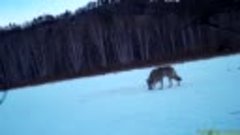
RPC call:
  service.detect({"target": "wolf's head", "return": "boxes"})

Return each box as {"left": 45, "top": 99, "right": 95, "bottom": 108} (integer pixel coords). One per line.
{"left": 175, "top": 75, "right": 182, "bottom": 82}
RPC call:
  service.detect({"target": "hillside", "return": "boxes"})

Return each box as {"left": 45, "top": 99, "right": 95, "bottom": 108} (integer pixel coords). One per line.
{"left": 0, "top": 54, "right": 240, "bottom": 135}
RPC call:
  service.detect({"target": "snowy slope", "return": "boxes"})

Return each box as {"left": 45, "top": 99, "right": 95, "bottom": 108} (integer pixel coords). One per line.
{"left": 0, "top": 54, "right": 240, "bottom": 135}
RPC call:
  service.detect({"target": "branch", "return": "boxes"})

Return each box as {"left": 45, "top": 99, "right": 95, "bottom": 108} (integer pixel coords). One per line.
{"left": 0, "top": 90, "right": 8, "bottom": 106}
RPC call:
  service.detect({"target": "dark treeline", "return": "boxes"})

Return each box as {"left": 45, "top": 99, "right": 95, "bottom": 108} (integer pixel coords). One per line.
{"left": 0, "top": 0, "right": 240, "bottom": 90}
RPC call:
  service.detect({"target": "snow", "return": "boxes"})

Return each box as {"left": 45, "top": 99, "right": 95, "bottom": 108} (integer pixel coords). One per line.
{"left": 0, "top": 54, "right": 240, "bottom": 135}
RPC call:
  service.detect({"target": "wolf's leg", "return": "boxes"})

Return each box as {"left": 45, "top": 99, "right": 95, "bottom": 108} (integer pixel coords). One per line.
{"left": 151, "top": 83, "right": 154, "bottom": 90}
{"left": 168, "top": 78, "right": 172, "bottom": 88}
{"left": 159, "top": 79, "right": 163, "bottom": 89}
{"left": 150, "top": 81, "right": 156, "bottom": 90}
{"left": 177, "top": 80, "right": 180, "bottom": 86}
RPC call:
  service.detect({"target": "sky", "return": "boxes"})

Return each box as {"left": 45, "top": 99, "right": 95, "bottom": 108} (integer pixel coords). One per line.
{"left": 0, "top": 0, "right": 94, "bottom": 26}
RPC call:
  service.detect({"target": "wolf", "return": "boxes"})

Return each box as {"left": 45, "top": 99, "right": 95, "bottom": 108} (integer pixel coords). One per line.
{"left": 146, "top": 66, "right": 182, "bottom": 90}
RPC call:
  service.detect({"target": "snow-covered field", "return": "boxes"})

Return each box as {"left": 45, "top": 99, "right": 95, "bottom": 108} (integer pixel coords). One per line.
{"left": 1, "top": 54, "right": 240, "bottom": 135}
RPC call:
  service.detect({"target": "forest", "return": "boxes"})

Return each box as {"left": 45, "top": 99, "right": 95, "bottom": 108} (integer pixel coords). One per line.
{"left": 0, "top": 0, "right": 240, "bottom": 90}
